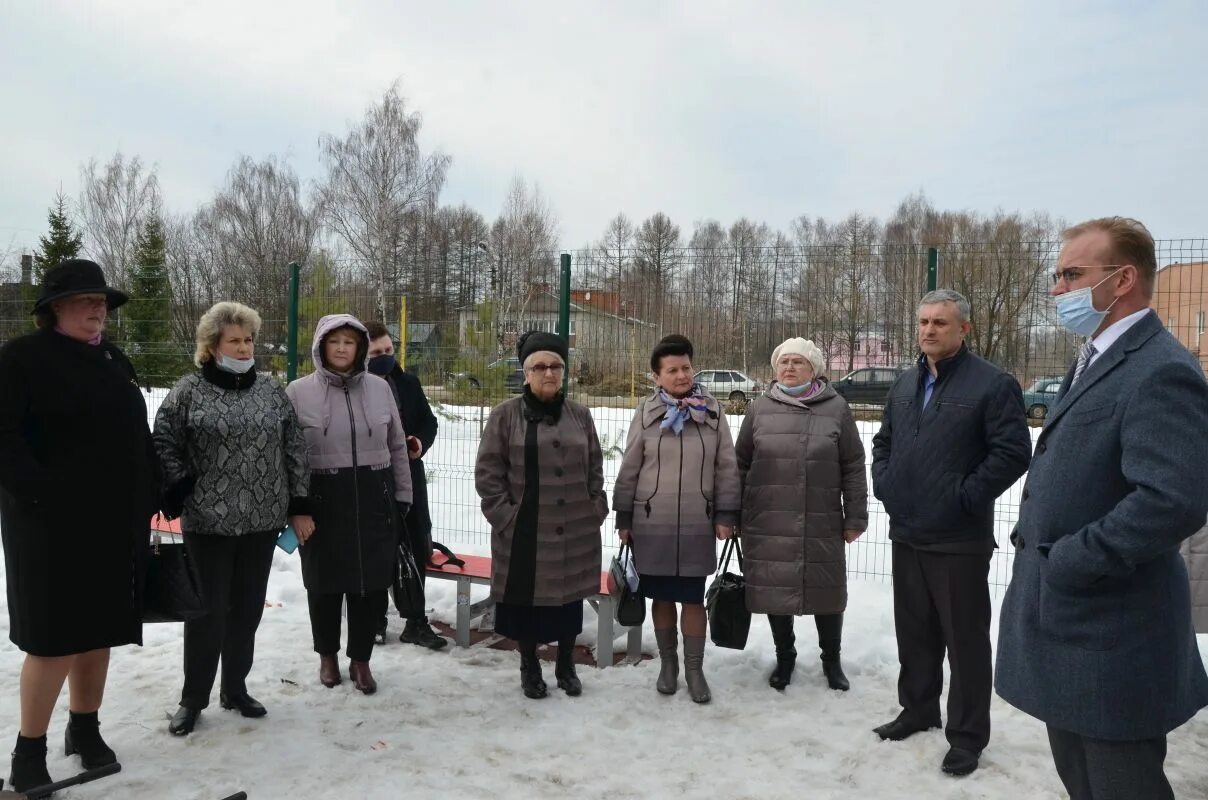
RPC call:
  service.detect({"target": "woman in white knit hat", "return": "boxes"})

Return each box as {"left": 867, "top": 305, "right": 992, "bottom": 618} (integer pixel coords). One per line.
{"left": 734, "top": 337, "right": 868, "bottom": 691}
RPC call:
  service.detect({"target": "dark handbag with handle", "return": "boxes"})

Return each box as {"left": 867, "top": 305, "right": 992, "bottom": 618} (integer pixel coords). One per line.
{"left": 142, "top": 531, "right": 207, "bottom": 623}
{"left": 392, "top": 537, "right": 426, "bottom": 620}
{"left": 607, "top": 544, "right": 646, "bottom": 627}
{"left": 705, "top": 537, "right": 750, "bottom": 650}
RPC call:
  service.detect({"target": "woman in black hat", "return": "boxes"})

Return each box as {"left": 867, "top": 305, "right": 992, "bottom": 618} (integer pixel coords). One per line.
{"left": 475, "top": 331, "right": 608, "bottom": 698}
{"left": 0, "top": 259, "right": 159, "bottom": 792}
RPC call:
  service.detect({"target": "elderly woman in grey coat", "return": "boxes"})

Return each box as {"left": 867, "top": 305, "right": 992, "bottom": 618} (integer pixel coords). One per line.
{"left": 154, "top": 301, "right": 311, "bottom": 736}
{"left": 736, "top": 337, "right": 868, "bottom": 692}
{"left": 475, "top": 331, "right": 608, "bottom": 699}
{"left": 286, "top": 314, "right": 411, "bottom": 695}
{"left": 614, "top": 334, "right": 741, "bottom": 704}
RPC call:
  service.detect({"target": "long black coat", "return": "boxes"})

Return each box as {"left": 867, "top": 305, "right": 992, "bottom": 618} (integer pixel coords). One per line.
{"left": 0, "top": 328, "right": 159, "bottom": 656}
{"left": 385, "top": 365, "right": 438, "bottom": 550}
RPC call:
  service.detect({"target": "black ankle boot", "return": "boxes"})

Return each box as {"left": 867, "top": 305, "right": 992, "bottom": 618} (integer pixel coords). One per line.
{"left": 518, "top": 641, "right": 547, "bottom": 699}
{"left": 64, "top": 710, "right": 116, "bottom": 768}
{"left": 9, "top": 733, "right": 53, "bottom": 795}
{"left": 768, "top": 615, "right": 797, "bottom": 691}
{"left": 554, "top": 638, "right": 582, "bottom": 697}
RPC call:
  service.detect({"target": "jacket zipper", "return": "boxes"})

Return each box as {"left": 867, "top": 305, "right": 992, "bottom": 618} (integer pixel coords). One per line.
{"left": 343, "top": 383, "right": 365, "bottom": 596}
{"left": 675, "top": 434, "right": 683, "bottom": 577}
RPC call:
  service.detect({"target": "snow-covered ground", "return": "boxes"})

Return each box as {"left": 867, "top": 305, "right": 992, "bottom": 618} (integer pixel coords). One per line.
{"left": 1, "top": 399, "right": 1205, "bottom": 799}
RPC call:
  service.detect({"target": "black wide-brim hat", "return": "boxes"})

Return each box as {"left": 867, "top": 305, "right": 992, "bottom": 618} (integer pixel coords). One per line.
{"left": 32, "top": 259, "right": 129, "bottom": 313}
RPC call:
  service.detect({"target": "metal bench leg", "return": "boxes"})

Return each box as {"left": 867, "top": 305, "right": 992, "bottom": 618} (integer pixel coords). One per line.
{"left": 596, "top": 595, "right": 614, "bottom": 669}
{"left": 626, "top": 619, "right": 643, "bottom": 665}
{"left": 455, "top": 576, "right": 471, "bottom": 647}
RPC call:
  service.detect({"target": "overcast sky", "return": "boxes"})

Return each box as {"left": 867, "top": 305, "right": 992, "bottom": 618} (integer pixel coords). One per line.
{"left": 2, "top": 0, "right": 1206, "bottom": 258}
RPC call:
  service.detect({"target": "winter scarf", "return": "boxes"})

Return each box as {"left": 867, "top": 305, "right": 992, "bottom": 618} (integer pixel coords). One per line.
{"left": 657, "top": 385, "right": 710, "bottom": 435}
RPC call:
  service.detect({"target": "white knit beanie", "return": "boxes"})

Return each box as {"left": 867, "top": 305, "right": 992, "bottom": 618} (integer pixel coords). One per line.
{"left": 770, "top": 337, "right": 825, "bottom": 376}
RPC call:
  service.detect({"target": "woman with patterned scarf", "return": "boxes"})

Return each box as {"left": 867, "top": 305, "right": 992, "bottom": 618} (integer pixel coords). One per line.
{"left": 613, "top": 334, "right": 741, "bottom": 703}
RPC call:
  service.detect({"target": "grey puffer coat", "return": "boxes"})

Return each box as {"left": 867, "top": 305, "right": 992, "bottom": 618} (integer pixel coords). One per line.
{"left": 613, "top": 393, "right": 741, "bottom": 578}
{"left": 735, "top": 382, "right": 868, "bottom": 616}
{"left": 153, "top": 361, "right": 309, "bottom": 535}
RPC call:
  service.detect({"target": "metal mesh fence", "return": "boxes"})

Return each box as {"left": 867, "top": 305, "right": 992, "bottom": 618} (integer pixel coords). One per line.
{"left": 4, "top": 239, "right": 1205, "bottom": 589}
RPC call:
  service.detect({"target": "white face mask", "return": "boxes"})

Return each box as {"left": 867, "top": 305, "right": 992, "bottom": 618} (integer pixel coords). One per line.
{"left": 216, "top": 353, "right": 256, "bottom": 374}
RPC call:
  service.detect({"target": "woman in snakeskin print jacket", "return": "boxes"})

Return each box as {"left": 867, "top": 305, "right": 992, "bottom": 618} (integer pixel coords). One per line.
{"left": 152, "top": 301, "right": 311, "bottom": 737}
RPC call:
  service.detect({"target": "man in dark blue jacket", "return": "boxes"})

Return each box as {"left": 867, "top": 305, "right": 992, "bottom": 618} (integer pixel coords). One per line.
{"left": 871, "top": 289, "right": 1031, "bottom": 777}
{"left": 996, "top": 218, "right": 1208, "bottom": 800}
{"left": 365, "top": 321, "right": 446, "bottom": 650}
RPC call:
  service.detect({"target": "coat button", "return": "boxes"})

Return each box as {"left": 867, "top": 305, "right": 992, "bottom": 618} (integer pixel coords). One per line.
{"left": 554, "top": 467, "right": 564, "bottom": 477}
{"left": 555, "top": 526, "right": 564, "bottom": 535}
{"left": 553, "top": 440, "right": 561, "bottom": 448}
{"left": 557, "top": 498, "right": 566, "bottom": 507}
{"left": 1036, "top": 442, "right": 1046, "bottom": 455}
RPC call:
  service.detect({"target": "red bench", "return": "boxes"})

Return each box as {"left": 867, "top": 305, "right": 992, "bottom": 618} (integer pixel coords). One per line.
{"left": 151, "top": 516, "right": 641, "bottom": 667}
{"left": 427, "top": 550, "right": 643, "bottom": 668}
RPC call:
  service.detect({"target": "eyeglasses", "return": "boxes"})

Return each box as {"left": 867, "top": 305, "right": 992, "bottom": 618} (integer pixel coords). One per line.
{"left": 1050, "top": 265, "right": 1127, "bottom": 286}
{"left": 526, "top": 363, "right": 565, "bottom": 375}
{"left": 777, "top": 358, "right": 810, "bottom": 368}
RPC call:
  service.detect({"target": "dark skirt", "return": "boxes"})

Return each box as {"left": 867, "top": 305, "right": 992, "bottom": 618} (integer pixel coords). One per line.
{"left": 640, "top": 574, "right": 706, "bottom": 604}
{"left": 495, "top": 601, "right": 583, "bottom": 644}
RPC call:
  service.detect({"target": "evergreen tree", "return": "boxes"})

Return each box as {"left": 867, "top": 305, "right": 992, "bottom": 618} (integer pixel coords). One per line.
{"left": 26, "top": 192, "right": 84, "bottom": 318}
{"left": 125, "top": 215, "right": 186, "bottom": 387}
{"left": 296, "top": 252, "right": 346, "bottom": 377}
{"left": 33, "top": 192, "right": 83, "bottom": 280}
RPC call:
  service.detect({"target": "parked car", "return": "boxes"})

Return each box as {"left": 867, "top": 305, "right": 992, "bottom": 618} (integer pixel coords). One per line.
{"left": 445, "top": 357, "right": 525, "bottom": 393}
{"left": 831, "top": 367, "right": 908, "bottom": 405}
{"left": 694, "top": 369, "right": 763, "bottom": 403}
{"left": 1021, "top": 377, "right": 1063, "bottom": 420}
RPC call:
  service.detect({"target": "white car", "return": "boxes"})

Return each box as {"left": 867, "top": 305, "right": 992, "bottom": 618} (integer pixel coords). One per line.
{"left": 694, "top": 369, "right": 763, "bottom": 402}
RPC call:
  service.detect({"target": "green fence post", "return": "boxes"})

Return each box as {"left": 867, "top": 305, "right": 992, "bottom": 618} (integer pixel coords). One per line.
{"left": 286, "top": 261, "right": 300, "bottom": 382}
{"left": 559, "top": 253, "right": 571, "bottom": 391}
{"left": 926, "top": 247, "right": 939, "bottom": 291}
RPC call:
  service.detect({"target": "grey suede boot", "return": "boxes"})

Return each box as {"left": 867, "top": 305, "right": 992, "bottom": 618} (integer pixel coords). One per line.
{"left": 654, "top": 628, "right": 679, "bottom": 695}
{"left": 683, "top": 635, "right": 711, "bottom": 704}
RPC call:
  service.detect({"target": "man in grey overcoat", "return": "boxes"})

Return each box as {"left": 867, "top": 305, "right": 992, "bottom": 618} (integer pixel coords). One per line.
{"left": 996, "top": 217, "right": 1208, "bottom": 800}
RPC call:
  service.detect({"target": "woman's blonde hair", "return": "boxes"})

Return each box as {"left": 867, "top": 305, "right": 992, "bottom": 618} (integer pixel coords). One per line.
{"left": 194, "top": 302, "right": 262, "bottom": 366}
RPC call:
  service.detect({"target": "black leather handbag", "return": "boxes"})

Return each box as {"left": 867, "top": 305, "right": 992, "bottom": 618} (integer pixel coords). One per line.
{"left": 608, "top": 544, "right": 646, "bottom": 627}
{"left": 706, "top": 538, "right": 750, "bottom": 650}
{"left": 392, "top": 538, "right": 426, "bottom": 620}
{"left": 142, "top": 533, "right": 207, "bottom": 624}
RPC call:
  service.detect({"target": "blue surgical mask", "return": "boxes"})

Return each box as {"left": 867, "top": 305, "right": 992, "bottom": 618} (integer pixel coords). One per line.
{"left": 1054, "top": 269, "right": 1123, "bottom": 337}
{"left": 779, "top": 380, "right": 813, "bottom": 396}
{"left": 216, "top": 353, "right": 256, "bottom": 374}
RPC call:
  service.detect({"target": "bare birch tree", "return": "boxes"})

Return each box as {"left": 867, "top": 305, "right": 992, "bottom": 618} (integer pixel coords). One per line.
{"left": 318, "top": 81, "right": 451, "bottom": 320}
{"left": 78, "top": 152, "right": 160, "bottom": 288}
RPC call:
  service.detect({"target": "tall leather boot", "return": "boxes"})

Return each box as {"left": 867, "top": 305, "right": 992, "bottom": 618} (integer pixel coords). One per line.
{"left": 767, "top": 614, "right": 797, "bottom": 691}
{"left": 816, "top": 613, "right": 850, "bottom": 691}
{"left": 9, "top": 733, "right": 52, "bottom": 795}
{"left": 64, "top": 710, "right": 116, "bottom": 768}
{"left": 682, "top": 635, "right": 711, "bottom": 704}
{"left": 654, "top": 628, "right": 679, "bottom": 695}
{"left": 518, "top": 640, "right": 547, "bottom": 699}
{"left": 554, "top": 637, "right": 582, "bottom": 696}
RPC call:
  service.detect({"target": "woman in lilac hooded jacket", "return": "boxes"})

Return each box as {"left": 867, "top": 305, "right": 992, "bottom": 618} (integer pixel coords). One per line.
{"left": 286, "top": 315, "right": 412, "bottom": 694}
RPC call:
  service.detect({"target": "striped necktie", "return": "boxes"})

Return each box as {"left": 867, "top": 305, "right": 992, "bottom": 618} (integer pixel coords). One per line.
{"left": 1070, "top": 340, "right": 1097, "bottom": 387}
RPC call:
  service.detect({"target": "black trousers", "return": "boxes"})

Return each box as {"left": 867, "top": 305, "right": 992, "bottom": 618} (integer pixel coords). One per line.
{"left": 309, "top": 590, "right": 386, "bottom": 662}
{"left": 180, "top": 530, "right": 278, "bottom": 710}
{"left": 1047, "top": 726, "right": 1172, "bottom": 800}
{"left": 891, "top": 542, "right": 992, "bottom": 752}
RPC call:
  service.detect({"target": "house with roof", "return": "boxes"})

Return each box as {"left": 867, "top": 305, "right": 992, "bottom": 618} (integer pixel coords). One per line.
{"left": 1152, "top": 261, "right": 1208, "bottom": 373}
{"left": 456, "top": 287, "right": 656, "bottom": 372}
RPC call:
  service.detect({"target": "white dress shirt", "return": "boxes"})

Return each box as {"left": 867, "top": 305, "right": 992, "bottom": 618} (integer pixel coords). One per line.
{"left": 1087, "top": 308, "right": 1151, "bottom": 368}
